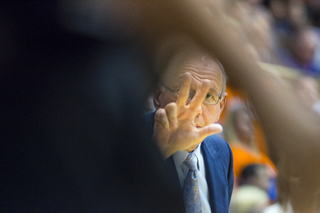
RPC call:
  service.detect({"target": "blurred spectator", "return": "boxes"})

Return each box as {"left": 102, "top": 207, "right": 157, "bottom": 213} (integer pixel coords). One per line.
{"left": 287, "top": 0, "right": 309, "bottom": 30}
{"left": 243, "top": 7, "right": 278, "bottom": 63}
{"left": 268, "top": 0, "right": 308, "bottom": 46}
{"left": 279, "top": 27, "right": 320, "bottom": 76}
{"left": 262, "top": 201, "right": 294, "bottom": 212}
{"left": 268, "top": 0, "right": 287, "bottom": 22}
{"left": 223, "top": 105, "right": 277, "bottom": 185}
{"left": 261, "top": 166, "right": 295, "bottom": 213}
{"left": 240, "top": 163, "right": 278, "bottom": 202}
{"left": 262, "top": 202, "right": 294, "bottom": 213}
{"left": 229, "top": 185, "right": 270, "bottom": 213}
{"left": 227, "top": 0, "right": 278, "bottom": 63}
{"left": 240, "top": 164, "right": 270, "bottom": 192}
{"left": 304, "top": 0, "right": 320, "bottom": 27}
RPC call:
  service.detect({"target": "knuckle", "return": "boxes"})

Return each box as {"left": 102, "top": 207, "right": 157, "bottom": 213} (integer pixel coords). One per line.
{"left": 165, "top": 103, "right": 177, "bottom": 117}
{"left": 166, "top": 102, "right": 177, "bottom": 110}
{"left": 155, "top": 109, "right": 165, "bottom": 119}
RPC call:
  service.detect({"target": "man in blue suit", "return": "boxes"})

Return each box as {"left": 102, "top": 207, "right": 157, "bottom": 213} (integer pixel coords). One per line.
{"left": 145, "top": 40, "right": 233, "bottom": 212}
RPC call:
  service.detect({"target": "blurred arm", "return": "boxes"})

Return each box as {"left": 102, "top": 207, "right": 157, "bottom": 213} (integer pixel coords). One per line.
{"left": 98, "top": 0, "right": 320, "bottom": 211}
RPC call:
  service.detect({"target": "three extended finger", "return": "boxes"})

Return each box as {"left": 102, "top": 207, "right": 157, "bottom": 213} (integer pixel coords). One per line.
{"left": 176, "top": 73, "right": 191, "bottom": 108}
{"left": 154, "top": 109, "right": 170, "bottom": 131}
{"left": 189, "top": 80, "right": 210, "bottom": 112}
{"left": 165, "top": 103, "right": 178, "bottom": 129}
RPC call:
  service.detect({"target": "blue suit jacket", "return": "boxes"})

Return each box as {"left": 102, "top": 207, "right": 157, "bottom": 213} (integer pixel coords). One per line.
{"left": 144, "top": 112, "right": 234, "bottom": 213}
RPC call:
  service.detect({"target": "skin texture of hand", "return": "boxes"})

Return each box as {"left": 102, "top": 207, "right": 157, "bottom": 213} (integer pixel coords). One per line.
{"left": 152, "top": 73, "right": 222, "bottom": 159}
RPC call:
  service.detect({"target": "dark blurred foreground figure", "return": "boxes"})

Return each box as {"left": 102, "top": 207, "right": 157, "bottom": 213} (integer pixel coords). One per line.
{"left": 0, "top": 1, "right": 184, "bottom": 212}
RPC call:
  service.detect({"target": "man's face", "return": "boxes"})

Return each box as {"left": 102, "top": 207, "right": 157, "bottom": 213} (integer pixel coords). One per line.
{"left": 154, "top": 56, "right": 227, "bottom": 128}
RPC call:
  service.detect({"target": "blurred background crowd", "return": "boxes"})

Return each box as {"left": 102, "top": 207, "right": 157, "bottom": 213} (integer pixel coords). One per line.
{"left": 205, "top": 0, "right": 320, "bottom": 212}
{"left": 141, "top": 0, "right": 320, "bottom": 212}
{"left": 223, "top": 0, "right": 320, "bottom": 212}
{"left": 210, "top": 0, "right": 320, "bottom": 212}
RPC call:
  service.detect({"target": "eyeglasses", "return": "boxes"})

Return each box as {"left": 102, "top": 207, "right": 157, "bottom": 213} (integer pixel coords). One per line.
{"left": 160, "top": 83, "right": 223, "bottom": 105}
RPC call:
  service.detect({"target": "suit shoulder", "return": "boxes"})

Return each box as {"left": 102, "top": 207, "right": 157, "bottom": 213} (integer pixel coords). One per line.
{"left": 142, "top": 111, "right": 156, "bottom": 140}
{"left": 204, "top": 134, "right": 229, "bottom": 146}
{"left": 143, "top": 111, "right": 156, "bottom": 123}
{"left": 203, "top": 135, "right": 232, "bottom": 154}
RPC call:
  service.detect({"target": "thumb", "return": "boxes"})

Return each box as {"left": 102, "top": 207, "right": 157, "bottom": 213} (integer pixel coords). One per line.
{"left": 197, "top": 123, "right": 223, "bottom": 142}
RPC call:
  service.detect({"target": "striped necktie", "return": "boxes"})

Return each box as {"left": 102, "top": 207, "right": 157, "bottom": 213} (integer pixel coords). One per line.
{"left": 183, "top": 153, "right": 202, "bottom": 213}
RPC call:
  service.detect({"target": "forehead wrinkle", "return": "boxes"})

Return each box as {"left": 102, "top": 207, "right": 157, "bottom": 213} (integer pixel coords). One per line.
{"left": 175, "top": 64, "right": 223, "bottom": 92}
{"left": 189, "top": 69, "right": 222, "bottom": 83}
{"left": 162, "top": 54, "right": 223, "bottom": 91}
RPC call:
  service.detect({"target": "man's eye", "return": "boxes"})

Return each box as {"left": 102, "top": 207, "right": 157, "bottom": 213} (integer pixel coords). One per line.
{"left": 205, "top": 93, "right": 219, "bottom": 103}
{"left": 206, "top": 93, "right": 214, "bottom": 100}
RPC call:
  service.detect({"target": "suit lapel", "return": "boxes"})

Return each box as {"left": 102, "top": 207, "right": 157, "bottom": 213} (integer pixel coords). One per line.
{"left": 202, "top": 139, "right": 227, "bottom": 212}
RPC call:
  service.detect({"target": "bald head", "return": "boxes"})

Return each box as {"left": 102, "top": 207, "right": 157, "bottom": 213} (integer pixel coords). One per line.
{"left": 156, "top": 41, "right": 227, "bottom": 94}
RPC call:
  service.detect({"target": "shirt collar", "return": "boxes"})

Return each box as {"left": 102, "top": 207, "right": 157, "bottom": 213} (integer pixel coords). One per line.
{"left": 173, "top": 144, "right": 201, "bottom": 170}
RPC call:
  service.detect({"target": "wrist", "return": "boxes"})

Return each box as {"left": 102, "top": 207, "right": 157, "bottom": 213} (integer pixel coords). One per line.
{"left": 151, "top": 136, "right": 173, "bottom": 160}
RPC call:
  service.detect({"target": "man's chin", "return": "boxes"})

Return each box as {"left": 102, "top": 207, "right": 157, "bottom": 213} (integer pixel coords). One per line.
{"left": 185, "top": 144, "right": 200, "bottom": 152}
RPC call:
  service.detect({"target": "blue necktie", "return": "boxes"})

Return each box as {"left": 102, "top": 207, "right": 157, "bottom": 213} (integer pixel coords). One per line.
{"left": 183, "top": 153, "right": 202, "bottom": 213}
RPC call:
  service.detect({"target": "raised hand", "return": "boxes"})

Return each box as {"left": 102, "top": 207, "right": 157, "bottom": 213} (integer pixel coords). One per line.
{"left": 153, "top": 73, "right": 223, "bottom": 159}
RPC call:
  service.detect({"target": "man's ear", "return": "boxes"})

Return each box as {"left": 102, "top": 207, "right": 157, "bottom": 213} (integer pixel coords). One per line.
{"left": 153, "top": 84, "right": 162, "bottom": 109}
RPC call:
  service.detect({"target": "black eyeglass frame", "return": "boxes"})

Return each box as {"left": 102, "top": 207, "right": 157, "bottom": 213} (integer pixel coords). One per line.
{"left": 160, "top": 83, "right": 224, "bottom": 105}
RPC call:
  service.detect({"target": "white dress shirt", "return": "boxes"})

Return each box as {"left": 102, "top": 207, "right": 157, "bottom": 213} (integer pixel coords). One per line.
{"left": 172, "top": 144, "right": 211, "bottom": 213}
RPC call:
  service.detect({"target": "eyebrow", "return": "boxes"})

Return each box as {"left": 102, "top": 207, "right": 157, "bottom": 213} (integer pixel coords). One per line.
{"left": 188, "top": 88, "right": 219, "bottom": 95}
{"left": 208, "top": 88, "right": 219, "bottom": 94}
